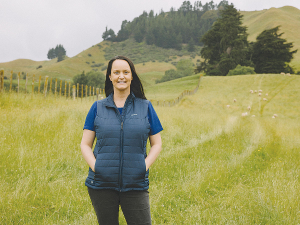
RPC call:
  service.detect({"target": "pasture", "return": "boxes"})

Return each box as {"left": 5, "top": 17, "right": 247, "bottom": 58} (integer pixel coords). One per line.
{"left": 0, "top": 74, "right": 299, "bottom": 224}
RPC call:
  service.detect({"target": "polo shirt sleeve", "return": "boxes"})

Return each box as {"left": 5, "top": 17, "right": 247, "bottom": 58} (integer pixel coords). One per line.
{"left": 83, "top": 101, "right": 97, "bottom": 131}
{"left": 148, "top": 101, "right": 163, "bottom": 135}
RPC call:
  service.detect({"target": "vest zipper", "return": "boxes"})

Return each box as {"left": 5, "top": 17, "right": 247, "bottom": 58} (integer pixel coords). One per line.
{"left": 119, "top": 120, "right": 124, "bottom": 192}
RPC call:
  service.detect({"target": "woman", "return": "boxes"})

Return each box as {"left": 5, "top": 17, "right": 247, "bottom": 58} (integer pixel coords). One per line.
{"left": 81, "top": 56, "right": 163, "bottom": 224}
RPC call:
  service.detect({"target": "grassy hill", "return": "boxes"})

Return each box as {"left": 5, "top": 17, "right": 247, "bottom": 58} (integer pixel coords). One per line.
{"left": 1, "top": 6, "right": 300, "bottom": 80}
{"left": 241, "top": 6, "right": 300, "bottom": 70}
{"left": 0, "top": 40, "right": 200, "bottom": 81}
{"left": 1, "top": 74, "right": 299, "bottom": 224}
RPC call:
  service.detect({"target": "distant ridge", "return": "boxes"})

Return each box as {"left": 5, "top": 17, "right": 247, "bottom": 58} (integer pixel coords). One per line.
{"left": 241, "top": 6, "right": 300, "bottom": 70}
{"left": 1, "top": 6, "right": 300, "bottom": 78}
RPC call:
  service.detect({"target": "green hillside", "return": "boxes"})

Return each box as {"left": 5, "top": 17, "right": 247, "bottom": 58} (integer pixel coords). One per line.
{"left": 1, "top": 6, "right": 300, "bottom": 79}
{"left": 241, "top": 6, "right": 300, "bottom": 70}
{"left": 1, "top": 74, "right": 299, "bottom": 224}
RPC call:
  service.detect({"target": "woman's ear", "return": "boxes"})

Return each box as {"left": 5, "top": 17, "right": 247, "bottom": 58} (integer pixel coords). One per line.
{"left": 109, "top": 74, "right": 112, "bottom": 81}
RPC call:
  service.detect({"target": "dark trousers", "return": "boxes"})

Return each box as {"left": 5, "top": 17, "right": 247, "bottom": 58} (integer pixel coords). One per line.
{"left": 88, "top": 188, "right": 152, "bottom": 225}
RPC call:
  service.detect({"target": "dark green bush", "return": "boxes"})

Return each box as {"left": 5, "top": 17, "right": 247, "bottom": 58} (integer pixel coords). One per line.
{"left": 91, "top": 63, "right": 104, "bottom": 68}
{"left": 227, "top": 64, "right": 256, "bottom": 76}
{"left": 101, "top": 65, "right": 108, "bottom": 71}
{"left": 156, "top": 59, "right": 194, "bottom": 83}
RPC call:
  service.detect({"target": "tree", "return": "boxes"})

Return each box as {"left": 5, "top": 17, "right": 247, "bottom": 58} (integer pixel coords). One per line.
{"left": 47, "top": 44, "right": 66, "bottom": 62}
{"left": 252, "top": 26, "right": 297, "bottom": 74}
{"left": 198, "top": 4, "right": 251, "bottom": 76}
{"left": 134, "top": 28, "right": 144, "bottom": 43}
{"left": 55, "top": 44, "right": 66, "bottom": 62}
{"left": 187, "top": 38, "right": 195, "bottom": 52}
{"left": 102, "top": 27, "right": 116, "bottom": 41}
{"left": 47, "top": 48, "right": 56, "bottom": 59}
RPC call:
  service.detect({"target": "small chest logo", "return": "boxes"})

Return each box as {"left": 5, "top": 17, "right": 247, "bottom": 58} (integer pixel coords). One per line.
{"left": 131, "top": 114, "right": 137, "bottom": 116}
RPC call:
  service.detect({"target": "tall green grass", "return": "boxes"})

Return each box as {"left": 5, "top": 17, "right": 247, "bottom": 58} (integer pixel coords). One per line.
{"left": 1, "top": 74, "right": 299, "bottom": 224}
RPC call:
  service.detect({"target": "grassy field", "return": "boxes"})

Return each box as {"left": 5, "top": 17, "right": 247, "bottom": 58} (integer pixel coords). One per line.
{"left": 1, "top": 74, "right": 300, "bottom": 224}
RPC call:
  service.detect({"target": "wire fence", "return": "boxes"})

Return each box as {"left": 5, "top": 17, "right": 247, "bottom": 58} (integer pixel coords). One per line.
{"left": 0, "top": 70, "right": 202, "bottom": 104}
{"left": 0, "top": 70, "right": 104, "bottom": 101}
{"left": 149, "top": 74, "right": 202, "bottom": 107}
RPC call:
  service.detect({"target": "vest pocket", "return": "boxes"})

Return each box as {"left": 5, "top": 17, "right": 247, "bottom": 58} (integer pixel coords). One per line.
{"left": 94, "top": 153, "right": 119, "bottom": 187}
{"left": 122, "top": 154, "right": 147, "bottom": 189}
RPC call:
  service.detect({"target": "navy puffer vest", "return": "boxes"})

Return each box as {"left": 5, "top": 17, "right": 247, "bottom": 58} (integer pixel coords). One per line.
{"left": 85, "top": 93, "right": 150, "bottom": 192}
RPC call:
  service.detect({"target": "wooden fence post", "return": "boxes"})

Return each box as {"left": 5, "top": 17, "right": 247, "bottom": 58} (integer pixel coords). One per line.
{"left": 10, "top": 71, "right": 13, "bottom": 92}
{"left": 68, "top": 82, "right": 71, "bottom": 98}
{"left": 43, "top": 76, "right": 46, "bottom": 95}
{"left": 96, "top": 88, "right": 99, "bottom": 100}
{"left": 64, "top": 81, "right": 67, "bottom": 98}
{"left": 44, "top": 76, "right": 49, "bottom": 97}
{"left": 93, "top": 87, "right": 95, "bottom": 101}
{"left": 0, "top": 70, "right": 4, "bottom": 92}
{"left": 72, "top": 85, "right": 76, "bottom": 100}
{"left": 17, "top": 72, "right": 20, "bottom": 94}
{"left": 77, "top": 83, "right": 79, "bottom": 100}
{"left": 89, "top": 86, "right": 91, "bottom": 100}
{"left": 59, "top": 80, "right": 62, "bottom": 97}
{"left": 32, "top": 74, "right": 35, "bottom": 95}
{"left": 38, "top": 75, "right": 41, "bottom": 93}
{"left": 49, "top": 78, "right": 52, "bottom": 94}
{"left": 81, "top": 84, "right": 83, "bottom": 102}
{"left": 86, "top": 85, "right": 88, "bottom": 100}
{"left": 25, "top": 73, "right": 28, "bottom": 94}
{"left": 55, "top": 78, "right": 57, "bottom": 96}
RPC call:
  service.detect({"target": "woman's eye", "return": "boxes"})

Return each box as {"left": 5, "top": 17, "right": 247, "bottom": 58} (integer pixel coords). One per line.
{"left": 114, "top": 71, "right": 119, "bottom": 74}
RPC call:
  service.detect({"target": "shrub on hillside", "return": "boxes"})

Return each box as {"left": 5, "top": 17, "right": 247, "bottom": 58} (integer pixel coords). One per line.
{"left": 227, "top": 65, "right": 256, "bottom": 76}
{"left": 156, "top": 59, "right": 194, "bottom": 83}
{"left": 101, "top": 65, "right": 108, "bottom": 71}
{"left": 72, "top": 71, "right": 105, "bottom": 97}
{"left": 103, "top": 38, "right": 200, "bottom": 64}
{"left": 12, "top": 73, "right": 17, "bottom": 79}
{"left": 91, "top": 63, "right": 104, "bottom": 68}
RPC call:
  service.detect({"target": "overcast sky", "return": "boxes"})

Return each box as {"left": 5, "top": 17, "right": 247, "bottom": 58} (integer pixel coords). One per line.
{"left": 1, "top": 0, "right": 299, "bottom": 63}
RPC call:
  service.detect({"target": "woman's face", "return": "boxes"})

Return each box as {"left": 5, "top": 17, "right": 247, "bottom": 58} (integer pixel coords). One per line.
{"left": 109, "top": 59, "right": 133, "bottom": 92}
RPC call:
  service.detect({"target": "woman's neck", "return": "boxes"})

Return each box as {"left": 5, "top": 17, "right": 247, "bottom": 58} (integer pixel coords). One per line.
{"left": 113, "top": 89, "right": 130, "bottom": 108}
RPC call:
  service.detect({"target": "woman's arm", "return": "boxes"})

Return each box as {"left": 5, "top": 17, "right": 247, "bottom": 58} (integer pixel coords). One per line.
{"left": 145, "top": 132, "right": 162, "bottom": 171}
{"left": 81, "top": 129, "right": 96, "bottom": 172}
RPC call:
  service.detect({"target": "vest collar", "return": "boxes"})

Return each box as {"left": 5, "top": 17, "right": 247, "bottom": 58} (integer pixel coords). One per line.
{"left": 103, "top": 92, "right": 135, "bottom": 108}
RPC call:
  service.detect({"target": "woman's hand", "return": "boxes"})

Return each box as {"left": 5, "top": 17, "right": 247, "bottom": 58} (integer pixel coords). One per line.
{"left": 81, "top": 129, "right": 96, "bottom": 172}
{"left": 145, "top": 160, "right": 149, "bottom": 171}
{"left": 145, "top": 132, "right": 162, "bottom": 171}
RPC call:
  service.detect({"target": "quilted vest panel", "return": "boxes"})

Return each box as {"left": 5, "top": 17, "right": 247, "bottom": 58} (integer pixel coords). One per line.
{"left": 85, "top": 93, "right": 150, "bottom": 192}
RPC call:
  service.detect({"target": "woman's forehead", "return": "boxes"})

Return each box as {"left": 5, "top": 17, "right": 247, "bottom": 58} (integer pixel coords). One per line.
{"left": 112, "top": 59, "right": 130, "bottom": 70}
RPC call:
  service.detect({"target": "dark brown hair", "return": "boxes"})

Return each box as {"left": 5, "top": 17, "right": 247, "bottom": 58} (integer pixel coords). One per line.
{"left": 105, "top": 56, "right": 146, "bottom": 99}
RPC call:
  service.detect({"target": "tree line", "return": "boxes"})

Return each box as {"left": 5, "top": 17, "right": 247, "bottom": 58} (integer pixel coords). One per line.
{"left": 102, "top": 0, "right": 229, "bottom": 50}
{"left": 197, "top": 5, "right": 298, "bottom": 76}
